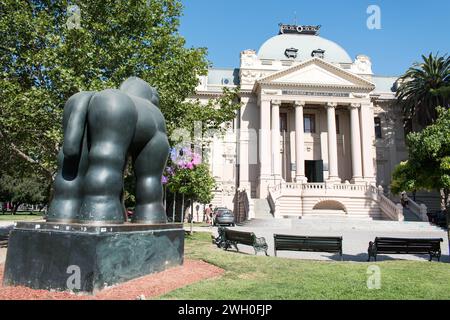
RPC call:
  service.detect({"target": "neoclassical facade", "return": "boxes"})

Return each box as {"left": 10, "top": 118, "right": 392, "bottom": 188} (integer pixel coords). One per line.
{"left": 192, "top": 24, "right": 438, "bottom": 220}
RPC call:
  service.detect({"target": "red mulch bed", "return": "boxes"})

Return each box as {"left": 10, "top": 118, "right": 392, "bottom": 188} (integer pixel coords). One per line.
{"left": 0, "top": 260, "right": 224, "bottom": 300}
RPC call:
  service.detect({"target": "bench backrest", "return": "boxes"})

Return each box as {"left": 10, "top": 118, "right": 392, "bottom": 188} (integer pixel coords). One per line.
{"left": 374, "top": 237, "right": 442, "bottom": 253}
{"left": 274, "top": 234, "right": 342, "bottom": 253}
{"left": 224, "top": 229, "right": 255, "bottom": 246}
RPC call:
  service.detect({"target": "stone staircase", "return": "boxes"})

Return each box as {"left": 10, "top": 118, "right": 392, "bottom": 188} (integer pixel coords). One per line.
{"left": 402, "top": 207, "right": 422, "bottom": 222}
{"left": 238, "top": 198, "right": 280, "bottom": 227}
{"left": 241, "top": 215, "right": 444, "bottom": 232}
{"left": 253, "top": 199, "right": 273, "bottom": 219}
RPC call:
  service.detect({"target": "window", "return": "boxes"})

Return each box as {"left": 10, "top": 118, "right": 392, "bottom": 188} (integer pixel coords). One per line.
{"left": 304, "top": 114, "right": 315, "bottom": 133}
{"left": 336, "top": 115, "right": 340, "bottom": 134}
{"left": 311, "top": 49, "right": 325, "bottom": 59}
{"left": 374, "top": 117, "right": 382, "bottom": 138}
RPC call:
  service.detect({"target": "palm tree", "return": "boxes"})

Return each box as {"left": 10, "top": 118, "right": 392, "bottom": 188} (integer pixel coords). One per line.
{"left": 396, "top": 53, "right": 450, "bottom": 131}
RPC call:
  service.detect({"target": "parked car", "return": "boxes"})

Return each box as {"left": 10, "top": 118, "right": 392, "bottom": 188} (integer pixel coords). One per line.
{"left": 214, "top": 208, "right": 235, "bottom": 227}
{"left": 213, "top": 207, "right": 228, "bottom": 215}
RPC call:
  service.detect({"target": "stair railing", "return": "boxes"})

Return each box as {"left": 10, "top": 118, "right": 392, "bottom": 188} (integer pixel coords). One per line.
{"left": 405, "top": 196, "right": 428, "bottom": 222}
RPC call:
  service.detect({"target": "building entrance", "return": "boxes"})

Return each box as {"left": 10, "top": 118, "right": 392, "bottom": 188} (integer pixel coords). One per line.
{"left": 305, "top": 160, "right": 324, "bottom": 183}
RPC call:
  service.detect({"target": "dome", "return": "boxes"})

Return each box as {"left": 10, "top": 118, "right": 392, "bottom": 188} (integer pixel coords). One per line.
{"left": 257, "top": 34, "right": 352, "bottom": 64}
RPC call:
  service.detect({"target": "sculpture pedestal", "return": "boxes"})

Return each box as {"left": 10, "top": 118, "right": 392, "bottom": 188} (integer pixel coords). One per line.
{"left": 2, "top": 221, "right": 184, "bottom": 293}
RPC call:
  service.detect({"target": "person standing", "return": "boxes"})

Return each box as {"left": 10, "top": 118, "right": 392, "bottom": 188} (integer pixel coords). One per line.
{"left": 205, "top": 204, "right": 213, "bottom": 225}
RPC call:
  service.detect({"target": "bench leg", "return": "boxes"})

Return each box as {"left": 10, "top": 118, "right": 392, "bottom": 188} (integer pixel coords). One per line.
{"left": 368, "top": 251, "right": 377, "bottom": 262}
{"left": 429, "top": 251, "right": 441, "bottom": 262}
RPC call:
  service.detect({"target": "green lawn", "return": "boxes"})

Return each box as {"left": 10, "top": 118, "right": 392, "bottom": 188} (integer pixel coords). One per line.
{"left": 161, "top": 232, "right": 450, "bottom": 300}
{"left": 0, "top": 212, "right": 44, "bottom": 221}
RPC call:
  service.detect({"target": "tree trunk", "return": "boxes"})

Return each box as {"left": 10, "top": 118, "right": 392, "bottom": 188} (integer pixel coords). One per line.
{"left": 190, "top": 199, "right": 194, "bottom": 235}
{"left": 12, "top": 203, "right": 21, "bottom": 215}
{"left": 181, "top": 194, "right": 185, "bottom": 223}
{"left": 172, "top": 192, "right": 176, "bottom": 223}
{"left": 0, "top": 128, "right": 55, "bottom": 183}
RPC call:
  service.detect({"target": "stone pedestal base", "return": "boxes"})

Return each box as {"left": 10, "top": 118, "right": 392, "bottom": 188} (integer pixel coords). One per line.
{"left": 3, "top": 221, "right": 184, "bottom": 293}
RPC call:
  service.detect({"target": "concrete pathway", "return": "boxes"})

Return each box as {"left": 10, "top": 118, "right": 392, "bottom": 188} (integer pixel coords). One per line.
{"left": 0, "top": 221, "right": 15, "bottom": 228}
{"left": 199, "top": 219, "right": 449, "bottom": 263}
{"left": 1, "top": 221, "right": 447, "bottom": 264}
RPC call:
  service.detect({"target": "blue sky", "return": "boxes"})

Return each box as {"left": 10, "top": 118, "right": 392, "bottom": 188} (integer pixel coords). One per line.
{"left": 179, "top": 0, "right": 450, "bottom": 76}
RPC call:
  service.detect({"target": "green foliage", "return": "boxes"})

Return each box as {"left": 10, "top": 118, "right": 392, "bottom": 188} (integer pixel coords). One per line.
{"left": 431, "top": 86, "right": 450, "bottom": 100}
{"left": 396, "top": 53, "right": 449, "bottom": 128}
{"left": 390, "top": 161, "right": 418, "bottom": 195}
{"left": 0, "top": 173, "right": 49, "bottom": 211}
{"left": 182, "top": 87, "right": 241, "bottom": 139}
{"left": 391, "top": 107, "right": 450, "bottom": 212}
{"left": 0, "top": 0, "right": 239, "bottom": 186}
{"left": 166, "top": 163, "right": 215, "bottom": 204}
{"left": 161, "top": 232, "right": 450, "bottom": 300}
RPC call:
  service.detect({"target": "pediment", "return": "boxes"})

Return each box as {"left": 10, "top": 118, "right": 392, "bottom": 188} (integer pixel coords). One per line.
{"left": 258, "top": 58, "right": 375, "bottom": 90}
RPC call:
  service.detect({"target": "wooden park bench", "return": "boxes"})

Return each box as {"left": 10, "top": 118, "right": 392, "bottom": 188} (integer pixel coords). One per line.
{"left": 367, "top": 237, "right": 443, "bottom": 262}
{"left": 213, "top": 227, "right": 268, "bottom": 256}
{"left": 273, "top": 234, "right": 343, "bottom": 260}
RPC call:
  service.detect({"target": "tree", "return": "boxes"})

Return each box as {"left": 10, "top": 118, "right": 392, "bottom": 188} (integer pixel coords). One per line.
{"left": 396, "top": 53, "right": 449, "bottom": 130}
{"left": 0, "top": 173, "right": 49, "bottom": 214}
{"left": 164, "top": 147, "right": 215, "bottom": 226}
{"left": 0, "top": 0, "right": 239, "bottom": 191}
{"left": 165, "top": 148, "right": 215, "bottom": 204}
{"left": 391, "top": 107, "right": 450, "bottom": 239}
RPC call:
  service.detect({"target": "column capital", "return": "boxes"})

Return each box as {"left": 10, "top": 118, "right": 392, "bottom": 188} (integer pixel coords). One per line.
{"left": 326, "top": 102, "right": 338, "bottom": 108}
{"left": 294, "top": 100, "right": 306, "bottom": 108}
{"left": 349, "top": 103, "right": 361, "bottom": 109}
{"left": 271, "top": 100, "right": 282, "bottom": 106}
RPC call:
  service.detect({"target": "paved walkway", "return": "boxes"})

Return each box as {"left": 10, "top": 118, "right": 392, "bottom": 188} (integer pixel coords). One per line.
{"left": 1, "top": 221, "right": 447, "bottom": 264}
{"left": 0, "top": 222, "right": 15, "bottom": 227}
{"left": 196, "top": 219, "right": 449, "bottom": 263}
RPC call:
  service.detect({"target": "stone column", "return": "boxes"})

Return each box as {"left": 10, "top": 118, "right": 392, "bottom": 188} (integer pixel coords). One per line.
{"left": 360, "top": 102, "right": 375, "bottom": 183}
{"left": 259, "top": 99, "right": 271, "bottom": 197}
{"left": 349, "top": 103, "right": 363, "bottom": 183}
{"left": 271, "top": 100, "right": 282, "bottom": 180}
{"left": 294, "top": 101, "right": 307, "bottom": 183}
{"left": 326, "top": 102, "right": 339, "bottom": 182}
{"left": 238, "top": 99, "right": 251, "bottom": 193}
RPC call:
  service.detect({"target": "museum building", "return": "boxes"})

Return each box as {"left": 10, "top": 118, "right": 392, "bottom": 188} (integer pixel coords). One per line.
{"left": 191, "top": 24, "right": 438, "bottom": 221}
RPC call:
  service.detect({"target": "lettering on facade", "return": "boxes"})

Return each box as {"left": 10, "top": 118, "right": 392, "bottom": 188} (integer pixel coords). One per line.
{"left": 282, "top": 90, "right": 350, "bottom": 97}
{"left": 279, "top": 23, "right": 321, "bottom": 35}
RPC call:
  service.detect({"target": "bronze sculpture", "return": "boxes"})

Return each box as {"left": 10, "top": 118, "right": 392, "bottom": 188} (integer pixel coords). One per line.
{"left": 4, "top": 77, "right": 183, "bottom": 293}
{"left": 47, "top": 77, "right": 169, "bottom": 224}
